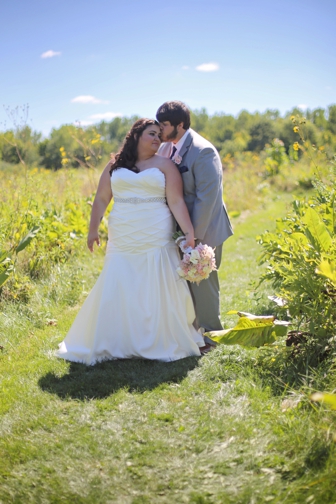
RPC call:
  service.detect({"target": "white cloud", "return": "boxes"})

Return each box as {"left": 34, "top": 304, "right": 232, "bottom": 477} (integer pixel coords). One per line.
{"left": 41, "top": 50, "right": 61, "bottom": 59}
{"left": 182, "top": 65, "right": 189, "bottom": 70}
{"left": 71, "top": 95, "right": 109, "bottom": 104}
{"left": 298, "top": 104, "right": 308, "bottom": 110}
{"left": 89, "top": 112, "right": 122, "bottom": 120}
{"left": 196, "top": 62, "right": 219, "bottom": 72}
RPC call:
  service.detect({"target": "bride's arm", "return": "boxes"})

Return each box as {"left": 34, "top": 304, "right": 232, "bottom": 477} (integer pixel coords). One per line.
{"left": 160, "top": 160, "right": 195, "bottom": 249}
{"left": 87, "top": 162, "right": 113, "bottom": 252}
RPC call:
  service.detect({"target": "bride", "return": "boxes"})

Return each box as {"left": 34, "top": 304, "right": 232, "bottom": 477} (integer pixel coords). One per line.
{"left": 56, "top": 118, "right": 204, "bottom": 364}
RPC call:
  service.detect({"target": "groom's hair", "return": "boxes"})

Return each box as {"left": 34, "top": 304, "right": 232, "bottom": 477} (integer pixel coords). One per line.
{"left": 156, "top": 101, "right": 191, "bottom": 130}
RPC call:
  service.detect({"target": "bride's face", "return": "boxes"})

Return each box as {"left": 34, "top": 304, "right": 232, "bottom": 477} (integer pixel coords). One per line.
{"left": 138, "top": 125, "right": 161, "bottom": 154}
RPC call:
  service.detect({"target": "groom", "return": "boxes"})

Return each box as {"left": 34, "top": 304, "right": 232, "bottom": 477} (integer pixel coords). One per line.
{"left": 156, "top": 101, "right": 233, "bottom": 348}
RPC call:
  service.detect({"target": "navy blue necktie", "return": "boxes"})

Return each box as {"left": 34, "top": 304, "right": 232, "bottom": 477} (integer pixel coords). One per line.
{"left": 169, "top": 146, "right": 177, "bottom": 159}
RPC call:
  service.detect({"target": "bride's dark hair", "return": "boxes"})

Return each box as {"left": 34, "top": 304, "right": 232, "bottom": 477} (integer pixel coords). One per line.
{"left": 109, "top": 118, "right": 160, "bottom": 175}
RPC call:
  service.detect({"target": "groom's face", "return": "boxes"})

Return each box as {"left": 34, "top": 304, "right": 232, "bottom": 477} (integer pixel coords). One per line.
{"left": 159, "top": 121, "right": 179, "bottom": 143}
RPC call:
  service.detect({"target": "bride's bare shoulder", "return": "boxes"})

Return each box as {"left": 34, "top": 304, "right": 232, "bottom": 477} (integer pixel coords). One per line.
{"left": 154, "top": 154, "right": 176, "bottom": 170}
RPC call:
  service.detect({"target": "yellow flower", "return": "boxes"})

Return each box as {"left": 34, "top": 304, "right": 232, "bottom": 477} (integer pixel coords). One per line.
{"left": 271, "top": 358, "right": 276, "bottom": 362}
{"left": 293, "top": 126, "right": 299, "bottom": 133}
{"left": 319, "top": 146, "right": 325, "bottom": 151}
{"left": 290, "top": 115, "right": 296, "bottom": 122}
{"left": 293, "top": 142, "right": 299, "bottom": 151}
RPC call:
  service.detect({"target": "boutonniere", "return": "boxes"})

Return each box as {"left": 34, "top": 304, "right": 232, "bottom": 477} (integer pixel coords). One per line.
{"left": 172, "top": 152, "right": 182, "bottom": 165}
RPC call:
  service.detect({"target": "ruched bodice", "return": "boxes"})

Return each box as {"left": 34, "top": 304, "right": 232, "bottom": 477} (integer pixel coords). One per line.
{"left": 56, "top": 166, "right": 202, "bottom": 364}
{"left": 107, "top": 168, "right": 173, "bottom": 255}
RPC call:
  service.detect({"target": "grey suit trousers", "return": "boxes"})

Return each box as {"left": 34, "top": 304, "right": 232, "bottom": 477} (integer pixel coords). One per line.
{"left": 189, "top": 244, "right": 223, "bottom": 331}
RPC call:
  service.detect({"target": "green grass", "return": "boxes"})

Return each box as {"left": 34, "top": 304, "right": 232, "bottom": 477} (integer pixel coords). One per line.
{"left": 1, "top": 192, "right": 336, "bottom": 504}
{"left": 220, "top": 192, "right": 295, "bottom": 327}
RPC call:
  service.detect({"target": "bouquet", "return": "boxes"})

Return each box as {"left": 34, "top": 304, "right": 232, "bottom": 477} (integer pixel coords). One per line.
{"left": 173, "top": 232, "right": 217, "bottom": 284}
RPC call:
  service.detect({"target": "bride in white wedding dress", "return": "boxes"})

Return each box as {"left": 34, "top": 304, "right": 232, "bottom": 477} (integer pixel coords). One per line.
{"left": 56, "top": 119, "right": 203, "bottom": 364}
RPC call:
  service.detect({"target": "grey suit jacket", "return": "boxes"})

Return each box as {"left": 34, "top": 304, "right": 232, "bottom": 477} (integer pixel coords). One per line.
{"left": 158, "top": 129, "right": 233, "bottom": 247}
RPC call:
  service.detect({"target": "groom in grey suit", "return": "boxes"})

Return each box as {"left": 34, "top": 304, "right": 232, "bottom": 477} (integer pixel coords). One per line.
{"left": 156, "top": 101, "right": 233, "bottom": 342}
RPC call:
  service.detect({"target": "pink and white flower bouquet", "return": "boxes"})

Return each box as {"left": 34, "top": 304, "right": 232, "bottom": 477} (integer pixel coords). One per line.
{"left": 173, "top": 232, "right": 217, "bottom": 284}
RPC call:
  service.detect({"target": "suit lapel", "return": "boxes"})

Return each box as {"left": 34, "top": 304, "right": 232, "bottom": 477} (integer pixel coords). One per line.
{"left": 178, "top": 131, "right": 192, "bottom": 160}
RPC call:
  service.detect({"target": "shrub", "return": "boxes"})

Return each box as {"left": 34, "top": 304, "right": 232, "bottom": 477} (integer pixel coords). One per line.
{"left": 257, "top": 162, "right": 336, "bottom": 356}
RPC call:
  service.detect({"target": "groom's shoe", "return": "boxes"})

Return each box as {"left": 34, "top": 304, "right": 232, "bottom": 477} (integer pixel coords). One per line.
{"left": 203, "top": 335, "right": 217, "bottom": 347}
{"left": 199, "top": 343, "right": 215, "bottom": 356}
{"left": 199, "top": 327, "right": 217, "bottom": 348}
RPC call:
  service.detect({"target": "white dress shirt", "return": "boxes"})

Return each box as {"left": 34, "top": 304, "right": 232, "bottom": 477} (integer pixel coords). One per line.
{"left": 171, "top": 129, "right": 190, "bottom": 156}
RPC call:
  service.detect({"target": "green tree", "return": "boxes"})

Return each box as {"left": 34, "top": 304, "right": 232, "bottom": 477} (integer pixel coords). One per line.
{"left": 248, "top": 119, "right": 275, "bottom": 152}
{"left": 204, "top": 114, "right": 235, "bottom": 151}
{"left": 190, "top": 108, "right": 209, "bottom": 135}
{"left": 0, "top": 126, "right": 41, "bottom": 165}
{"left": 327, "top": 104, "right": 336, "bottom": 135}
{"left": 235, "top": 110, "right": 254, "bottom": 132}
{"left": 311, "top": 108, "right": 327, "bottom": 130}
{"left": 39, "top": 125, "right": 81, "bottom": 170}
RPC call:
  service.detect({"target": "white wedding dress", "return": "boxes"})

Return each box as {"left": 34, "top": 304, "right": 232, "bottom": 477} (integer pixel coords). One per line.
{"left": 56, "top": 167, "right": 203, "bottom": 364}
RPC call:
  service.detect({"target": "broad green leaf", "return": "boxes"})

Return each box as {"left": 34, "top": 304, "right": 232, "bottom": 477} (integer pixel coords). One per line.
{"left": 0, "top": 257, "right": 14, "bottom": 287}
{"left": 311, "top": 392, "right": 336, "bottom": 410}
{"left": 0, "top": 270, "right": 11, "bottom": 287}
{"left": 302, "top": 207, "right": 332, "bottom": 252}
{"left": 205, "top": 316, "right": 288, "bottom": 347}
{"left": 236, "top": 311, "right": 275, "bottom": 322}
{"left": 316, "top": 259, "right": 336, "bottom": 285}
{"left": 0, "top": 250, "right": 8, "bottom": 262}
{"left": 290, "top": 232, "right": 309, "bottom": 247}
{"left": 15, "top": 226, "right": 40, "bottom": 253}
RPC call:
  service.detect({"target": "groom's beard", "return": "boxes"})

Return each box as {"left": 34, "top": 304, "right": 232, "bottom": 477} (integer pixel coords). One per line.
{"left": 165, "top": 125, "right": 178, "bottom": 141}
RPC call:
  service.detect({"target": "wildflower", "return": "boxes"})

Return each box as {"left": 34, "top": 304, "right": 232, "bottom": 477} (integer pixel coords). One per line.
{"left": 293, "top": 126, "right": 299, "bottom": 133}
{"left": 290, "top": 115, "right": 296, "bottom": 122}
{"left": 293, "top": 142, "right": 299, "bottom": 151}
{"left": 91, "top": 134, "right": 101, "bottom": 145}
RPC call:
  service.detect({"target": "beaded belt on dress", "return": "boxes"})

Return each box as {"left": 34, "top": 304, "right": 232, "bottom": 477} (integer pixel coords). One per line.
{"left": 113, "top": 197, "right": 166, "bottom": 204}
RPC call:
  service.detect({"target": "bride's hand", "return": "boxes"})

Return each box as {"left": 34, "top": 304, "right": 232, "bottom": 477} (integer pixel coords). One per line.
{"left": 87, "top": 231, "right": 100, "bottom": 252}
{"left": 183, "top": 235, "right": 195, "bottom": 250}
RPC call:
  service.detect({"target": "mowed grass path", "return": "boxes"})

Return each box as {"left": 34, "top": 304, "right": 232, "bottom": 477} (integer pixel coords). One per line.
{"left": 1, "top": 194, "right": 335, "bottom": 504}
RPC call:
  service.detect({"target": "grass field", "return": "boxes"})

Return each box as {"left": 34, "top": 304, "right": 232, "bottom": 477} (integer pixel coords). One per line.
{"left": 0, "top": 167, "right": 335, "bottom": 503}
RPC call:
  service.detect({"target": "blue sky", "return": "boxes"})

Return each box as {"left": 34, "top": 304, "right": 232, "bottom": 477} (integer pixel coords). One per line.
{"left": 1, "top": 0, "right": 335, "bottom": 136}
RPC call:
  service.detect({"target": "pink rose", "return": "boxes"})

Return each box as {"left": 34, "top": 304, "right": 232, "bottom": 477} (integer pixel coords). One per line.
{"left": 172, "top": 153, "right": 182, "bottom": 165}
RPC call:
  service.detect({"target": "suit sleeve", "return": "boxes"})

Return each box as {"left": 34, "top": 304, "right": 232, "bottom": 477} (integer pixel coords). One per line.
{"left": 192, "top": 147, "right": 222, "bottom": 241}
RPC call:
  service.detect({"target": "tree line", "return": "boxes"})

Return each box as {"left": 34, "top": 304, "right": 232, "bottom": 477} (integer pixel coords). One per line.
{"left": 1, "top": 105, "right": 335, "bottom": 170}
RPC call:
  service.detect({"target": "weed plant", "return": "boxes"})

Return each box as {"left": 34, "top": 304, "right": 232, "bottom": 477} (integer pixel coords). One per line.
{"left": 257, "top": 120, "right": 336, "bottom": 367}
